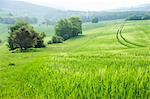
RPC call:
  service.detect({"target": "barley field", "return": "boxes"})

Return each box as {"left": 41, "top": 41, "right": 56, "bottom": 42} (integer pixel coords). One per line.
{"left": 0, "top": 20, "right": 150, "bottom": 98}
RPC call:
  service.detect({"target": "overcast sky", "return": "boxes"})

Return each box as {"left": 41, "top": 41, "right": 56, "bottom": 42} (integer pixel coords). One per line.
{"left": 18, "top": 0, "right": 150, "bottom": 11}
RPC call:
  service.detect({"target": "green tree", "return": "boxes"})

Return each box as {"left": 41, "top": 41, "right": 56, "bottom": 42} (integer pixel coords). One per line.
{"left": 55, "top": 19, "right": 71, "bottom": 40}
{"left": 69, "top": 17, "right": 82, "bottom": 37}
{"left": 8, "top": 21, "right": 45, "bottom": 51}
{"left": 54, "top": 17, "right": 82, "bottom": 41}
{"left": 126, "top": 15, "right": 142, "bottom": 20}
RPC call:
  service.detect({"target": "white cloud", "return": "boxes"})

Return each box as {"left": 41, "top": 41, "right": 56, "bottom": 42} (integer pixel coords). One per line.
{"left": 18, "top": 0, "right": 150, "bottom": 11}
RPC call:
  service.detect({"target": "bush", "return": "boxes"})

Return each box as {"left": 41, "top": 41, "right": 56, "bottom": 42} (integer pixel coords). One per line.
{"left": 48, "top": 36, "right": 64, "bottom": 44}
{"left": 0, "top": 39, "right": 2, "bottom": 43}
{"left": 35, "top": 32, "right": 46, "bottom": 48}
{"left": 51, "top": 35, "right": 64, "bottom": 43}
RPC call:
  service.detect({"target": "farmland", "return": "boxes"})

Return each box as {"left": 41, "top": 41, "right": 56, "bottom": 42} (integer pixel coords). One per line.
{"left": 0, "top": 20, "right": 150, "bottom": 98}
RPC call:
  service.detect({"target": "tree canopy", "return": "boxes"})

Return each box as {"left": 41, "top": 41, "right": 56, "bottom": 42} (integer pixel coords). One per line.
{"left": 8, "top": 21, "right": 45, "bottom": 52}
{"left": 54, "top": 17, "right": 82, "bottom": 41}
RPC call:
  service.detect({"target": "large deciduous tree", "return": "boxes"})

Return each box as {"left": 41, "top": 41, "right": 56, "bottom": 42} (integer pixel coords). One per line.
{"left": 54, "top": 17, "right": 82, "bottom": 41}
{"left": 55, "top": 19, "right": 71, "bottom": 40}
{"left": 69, "top": 17, "right": 82, "bottom": 37}
{"left": 8, "top": 21, "right": 45, "bottom": 52}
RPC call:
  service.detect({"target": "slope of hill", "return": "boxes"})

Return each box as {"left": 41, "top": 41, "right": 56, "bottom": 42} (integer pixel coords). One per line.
{"left": 0, "top": 0, "right": 63, "bottom": 17}
{"left": 0, "top": 20, "right": 150, "bottom": 98}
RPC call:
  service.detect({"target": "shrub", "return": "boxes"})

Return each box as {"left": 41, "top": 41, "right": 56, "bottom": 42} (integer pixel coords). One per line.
{"left": 47, "top": 35, "right": 64, "bottom": 44}
{"left": 51, "top": 35, "right": 64, "bottom": 43}
{"left": 35, "top": 32, "right": 46, "bottom": 48}
{"left": 0, "top": 39, "right": 2, "bottom": 43}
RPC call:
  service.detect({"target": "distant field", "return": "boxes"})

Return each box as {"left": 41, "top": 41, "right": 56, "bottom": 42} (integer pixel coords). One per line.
{"left": 0, "top": 23, "right": 55, "bottom": 41}
{"left": 0, "top": 20, "right": 150, "bottom": 98}
{"left": 0, "top": 24, "right": 9, "bottom": 41}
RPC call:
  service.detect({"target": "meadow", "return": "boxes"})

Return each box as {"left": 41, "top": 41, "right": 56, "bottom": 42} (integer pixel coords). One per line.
{"left": 0, "top": 20, "right": 150, "bottom": 98}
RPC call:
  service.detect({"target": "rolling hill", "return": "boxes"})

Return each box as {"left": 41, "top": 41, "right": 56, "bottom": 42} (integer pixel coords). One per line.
{"left": 0, "top": 20, "right": 150, "bottom": 98}
{"left": 0, "top": 0, "right": 150, "bottom": 98}
{"left": 0, "top": 0, "right": 62, "bottom": 16}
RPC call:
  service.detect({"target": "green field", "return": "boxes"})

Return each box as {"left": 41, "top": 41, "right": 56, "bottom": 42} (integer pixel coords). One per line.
{"left": 0, "top": 20, "right": 150, "bottom": 98}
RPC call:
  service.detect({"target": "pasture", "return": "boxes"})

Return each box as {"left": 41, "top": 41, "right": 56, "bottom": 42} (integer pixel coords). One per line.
{"left": 0, "top": 20, "right": 150, "bottom": 98}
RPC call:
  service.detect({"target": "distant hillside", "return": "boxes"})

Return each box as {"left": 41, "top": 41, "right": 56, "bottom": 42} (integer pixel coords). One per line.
{"left": 0, "top": 0, "right": 150, "bottom": 23}
{"left": 0, "top": 0, "right": 62, "bottom": 16}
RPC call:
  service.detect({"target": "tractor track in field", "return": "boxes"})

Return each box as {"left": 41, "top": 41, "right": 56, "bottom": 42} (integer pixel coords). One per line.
{"left": 116, "top": 21, "right": 146, "bottom": 48}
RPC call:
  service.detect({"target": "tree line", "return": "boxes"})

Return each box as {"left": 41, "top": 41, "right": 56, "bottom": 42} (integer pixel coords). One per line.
{"left": 81, "top": 11, "right": 149, "bottom": 23}
{"left": 126, "top": 14, "right": 150, "bottom": 20}
{"left": 1, "top": 11, "right": 149, "bottom": 25}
